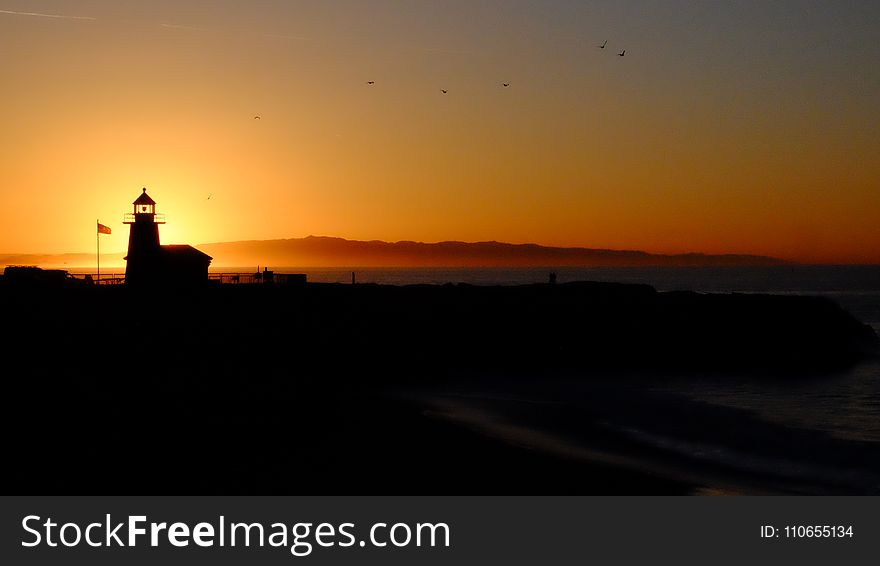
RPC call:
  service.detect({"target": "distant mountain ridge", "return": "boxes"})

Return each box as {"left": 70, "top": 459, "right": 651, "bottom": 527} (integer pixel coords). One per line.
{"left": 196, "top": 235, "right": 787, "bottom": 268}
{"left": 1, "top": 236, "right": 787, "bottom": 269}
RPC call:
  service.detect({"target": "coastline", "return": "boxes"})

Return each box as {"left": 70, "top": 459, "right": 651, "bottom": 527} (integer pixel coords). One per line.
{"left": 404, "top": 374, "right": 880, "bottom": 495}
{"left": 2, "top": 279, "right": 877, "bottom": 493}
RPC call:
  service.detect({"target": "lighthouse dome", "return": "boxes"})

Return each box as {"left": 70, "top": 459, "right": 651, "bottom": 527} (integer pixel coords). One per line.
{"left": 133, "top": 188, "right": 156, "bottom": 206}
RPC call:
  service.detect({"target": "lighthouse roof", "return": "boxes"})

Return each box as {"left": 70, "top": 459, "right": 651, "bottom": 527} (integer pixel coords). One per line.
{"left": 162, "top": 245, "right": 213, "bottom": 261}
{"left": 133, "top": 188, "right": 156, "bottom": 206}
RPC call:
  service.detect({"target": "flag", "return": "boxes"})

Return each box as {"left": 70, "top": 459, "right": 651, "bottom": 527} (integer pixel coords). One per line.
{"left": 97, "top": 222, "right": 111, "bottom": 235}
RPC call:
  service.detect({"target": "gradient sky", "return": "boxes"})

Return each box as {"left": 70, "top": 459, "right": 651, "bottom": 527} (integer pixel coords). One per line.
{"left": 1, "top": 1, "right": 879, "bottom": 263}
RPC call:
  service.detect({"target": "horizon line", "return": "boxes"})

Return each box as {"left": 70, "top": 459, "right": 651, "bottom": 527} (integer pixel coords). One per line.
{"left": 2, "top": 234, "right": 790, "bottom": 261}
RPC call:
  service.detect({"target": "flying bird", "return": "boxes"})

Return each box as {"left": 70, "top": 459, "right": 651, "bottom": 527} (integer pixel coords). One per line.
{"left": 441, "top": 89, "right": 448, "bottom": 94}
{"left": 502, "top": 83, "right": 510, "bottom": 87}
{"left": 207, "top": 194, "right": 212, "bottom": 201}
{"left": 366, "top": 81, "right": 375, "bottom": 85}
{"left": 254, "top": 115, "right": 261, "bottom": 119}
{"left": 618, "top": 50, "right": 626, "bottom": 57}
{"left": 598, "top": 40, "right": 608, "bottom": 49}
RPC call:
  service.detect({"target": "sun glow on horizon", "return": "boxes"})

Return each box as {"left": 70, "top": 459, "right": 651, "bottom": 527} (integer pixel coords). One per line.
{"left": 1, "top": 1, "right": 879, "bottom": 265}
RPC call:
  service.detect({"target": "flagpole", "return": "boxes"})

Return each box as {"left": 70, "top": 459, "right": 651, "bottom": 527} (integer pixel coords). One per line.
{"left": 96, "top": 219, "right": 100, "bottom": 284}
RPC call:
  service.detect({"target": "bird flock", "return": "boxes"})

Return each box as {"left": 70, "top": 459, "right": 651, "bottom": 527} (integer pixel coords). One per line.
{"left": 358, "top": 39, "right": 626, "bottom": 95}
{"left": 252, "top": 41, "right": 626, "bottom": 117}
{"left": 598, "top": 39, "right": 626, "bottom": 56}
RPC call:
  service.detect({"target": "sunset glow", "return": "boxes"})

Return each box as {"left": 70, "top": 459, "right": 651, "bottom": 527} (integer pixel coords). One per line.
{"left": 2, "top": 1, "right": 879, "bottom": 264}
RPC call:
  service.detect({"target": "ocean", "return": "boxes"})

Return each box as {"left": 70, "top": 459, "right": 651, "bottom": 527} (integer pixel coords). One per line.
{"left": 279, "top": 265, "right": 880, "bottom": 444}
{"left": 262, "top": 264, "right": 880, "bottom": 330}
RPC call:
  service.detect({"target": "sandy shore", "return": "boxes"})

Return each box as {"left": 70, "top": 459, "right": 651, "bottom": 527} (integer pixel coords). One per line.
{"left": 402, "top": 375, "right": 880, "bottom": 495}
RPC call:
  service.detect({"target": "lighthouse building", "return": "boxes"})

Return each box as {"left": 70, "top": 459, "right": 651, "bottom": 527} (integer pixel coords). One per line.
{"left": 124, "top": 188, "right": 212, "bottom": 286}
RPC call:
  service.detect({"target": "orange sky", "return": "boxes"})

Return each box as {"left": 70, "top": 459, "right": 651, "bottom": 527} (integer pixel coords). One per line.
{"left": 1, "top": 1, "right": 879, "bottom": 264}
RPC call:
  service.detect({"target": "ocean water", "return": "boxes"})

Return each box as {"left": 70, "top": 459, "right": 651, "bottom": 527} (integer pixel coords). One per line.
{"left": 274, "top": 265, "right": 880, "bottom": 443}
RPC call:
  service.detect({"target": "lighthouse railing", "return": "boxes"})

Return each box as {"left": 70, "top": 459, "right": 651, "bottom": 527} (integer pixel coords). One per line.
{"left": 123, "top": 213, "right": 166, "bottom": 224}
{"left": 66, "top": 272, "right": 306, "bottom": 285}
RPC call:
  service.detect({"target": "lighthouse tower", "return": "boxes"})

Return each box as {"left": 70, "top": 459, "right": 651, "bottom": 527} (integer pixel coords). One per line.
{"left": 123, "top": 188, "right": 165, "bottom": 286}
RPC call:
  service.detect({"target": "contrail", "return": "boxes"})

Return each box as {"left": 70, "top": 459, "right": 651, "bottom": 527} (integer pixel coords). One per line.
{"left": 160, "top": 23, "right": 207, "bottom": 31}
{"left": 0, "top": 9, "right": 96, "bottom": 21}
{"left": 422, "top": 47, "right": 477, "bottom": 56}
{"left": 262, "top": 32, "right": 310, "bottom": 41}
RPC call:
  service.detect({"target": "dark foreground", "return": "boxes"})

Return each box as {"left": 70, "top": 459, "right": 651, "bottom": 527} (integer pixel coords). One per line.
{"left": 2, "top": 280, "right": 878, "bottom": 493}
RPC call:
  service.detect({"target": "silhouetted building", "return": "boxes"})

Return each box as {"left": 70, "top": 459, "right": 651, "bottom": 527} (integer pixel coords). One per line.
{"left": 2, "top": 266, "right": 78, "bottom": 286}
{"left": 163, "top": 245, "right": 213, "bottom": 283}
{"left": 124, "top": 188, "right": 212, "bottom": 286}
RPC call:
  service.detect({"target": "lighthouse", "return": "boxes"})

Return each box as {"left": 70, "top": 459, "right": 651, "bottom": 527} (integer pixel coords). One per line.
{"left": 123, "top": 188, "right": 212, "bottom": 287}
{"left": 124, "top": 188, "right": 164, "bottom": 285}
